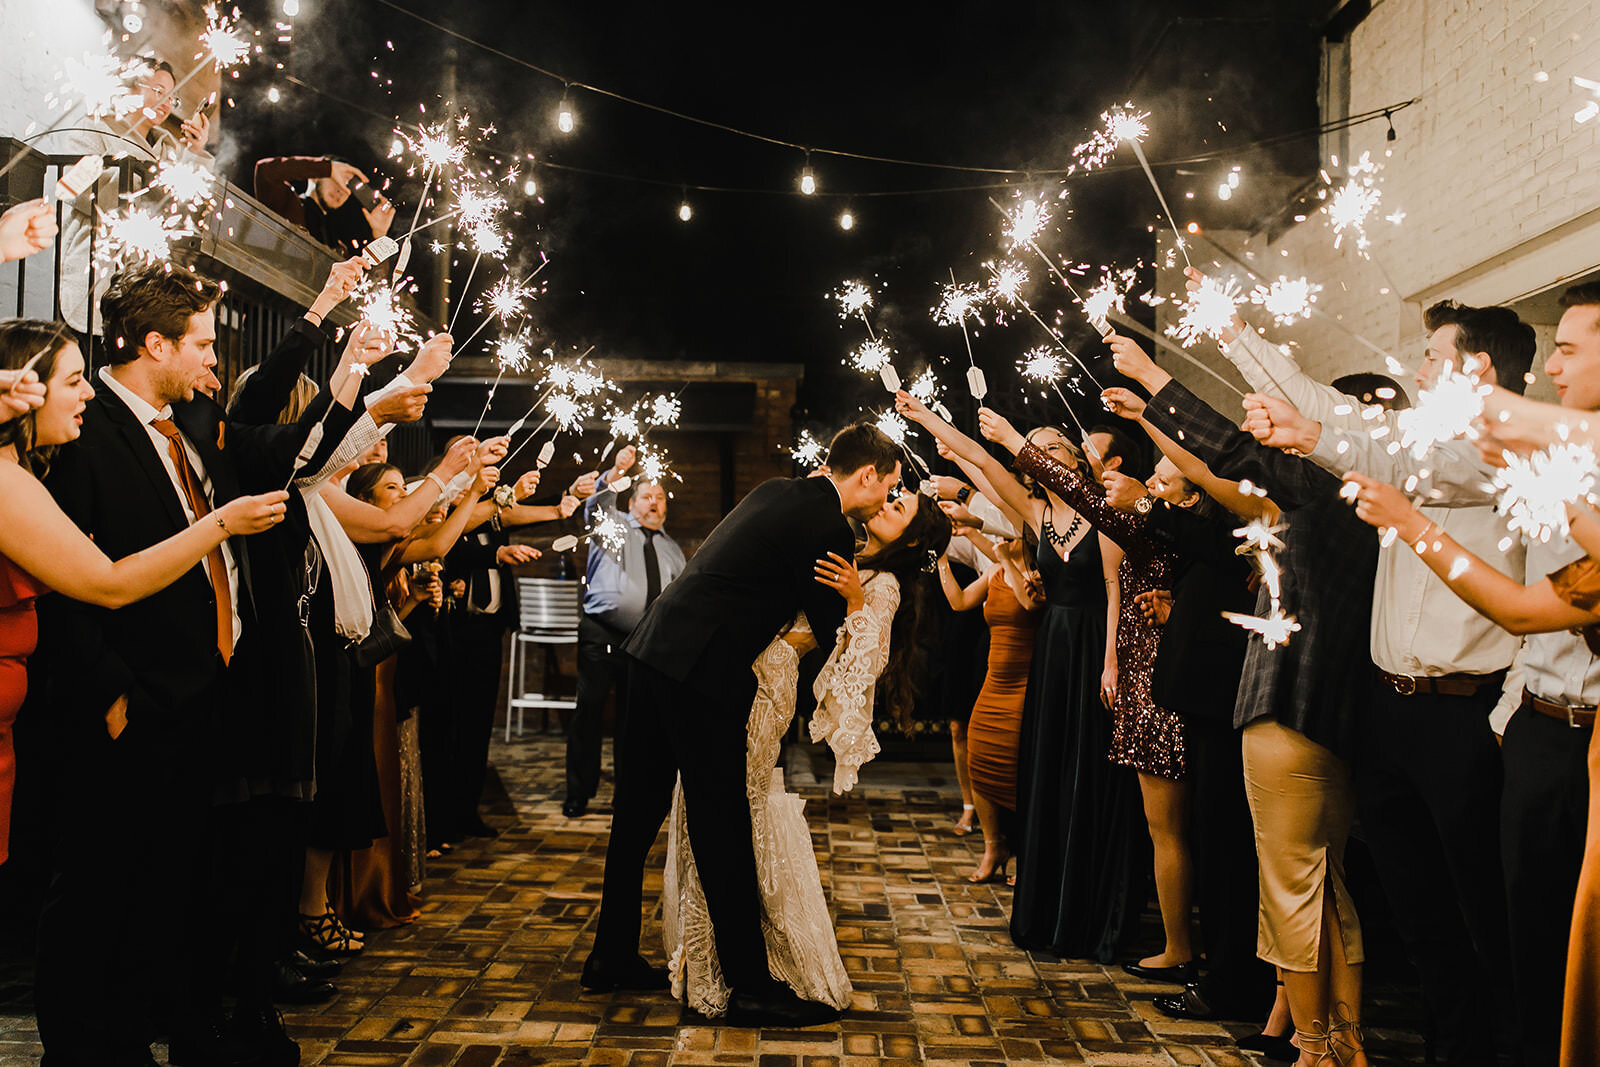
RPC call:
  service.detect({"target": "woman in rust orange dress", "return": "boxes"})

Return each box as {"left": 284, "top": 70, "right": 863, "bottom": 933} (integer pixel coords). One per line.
{"left": 936, "top": 536, "right": 1041, "bottom": 883}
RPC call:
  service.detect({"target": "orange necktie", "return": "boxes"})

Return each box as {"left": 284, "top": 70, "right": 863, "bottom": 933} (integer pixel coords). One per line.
{"left": 151, "top": 418, "right": 234, "bottom": 664}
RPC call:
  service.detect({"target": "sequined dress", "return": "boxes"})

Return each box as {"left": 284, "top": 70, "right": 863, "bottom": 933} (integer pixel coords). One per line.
{"left": 1015, "top": 443, "right": 1185, "bottom": 780}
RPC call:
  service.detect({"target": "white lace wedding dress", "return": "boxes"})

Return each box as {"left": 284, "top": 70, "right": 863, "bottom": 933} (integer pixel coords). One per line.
{"left": 661, "top": 571, "right": 899, "bottom": 1016}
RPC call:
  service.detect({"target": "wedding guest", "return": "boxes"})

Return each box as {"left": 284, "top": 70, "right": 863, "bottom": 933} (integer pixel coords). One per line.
{"left": 255, "top": 156, "right": 397, "bottom": 255}
{"left": 935, "top": 536, "right": 1041, "bottom": 882}
{"left": 565, "top": 445, "right": 687, "bottom": 818}
{"left": 894, "top": 393, "right": 1141, "bottom": 963}
{"left": 1210, "top": 276, "right": 1532, "bottom": 1062}
{"left": 1108, "top": 333, "right": 1385, "bottom": 1067}
{"left": 28, "top": 262, "right": 337, "bottom": 1067}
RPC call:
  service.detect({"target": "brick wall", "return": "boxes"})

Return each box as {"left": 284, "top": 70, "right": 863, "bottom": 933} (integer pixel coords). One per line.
{"left": 1157, "top": 0, "right": 1600, "bottom": 414}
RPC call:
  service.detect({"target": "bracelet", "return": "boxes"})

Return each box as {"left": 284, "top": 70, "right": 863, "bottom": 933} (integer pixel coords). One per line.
{"left": 426, "top": 472, "right": 448, "bottom": 497}
{"left": 215, "top": 512, "right": 229, "bottom": 534}
{"left": 1412, "top": 520, "right": 1441, "bottom": 550}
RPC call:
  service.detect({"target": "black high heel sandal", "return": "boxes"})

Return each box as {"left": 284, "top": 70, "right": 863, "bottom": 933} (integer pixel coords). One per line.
{"left": 298, "top": 907, "right": 365, "bottom": 955}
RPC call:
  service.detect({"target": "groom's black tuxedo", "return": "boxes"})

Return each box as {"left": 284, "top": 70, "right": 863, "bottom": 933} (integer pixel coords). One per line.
{"left": 593, "top": 475, "right": 855, "bottom": 996}
{"left": 624, "top": 475, "right": 854, "bottom": 702}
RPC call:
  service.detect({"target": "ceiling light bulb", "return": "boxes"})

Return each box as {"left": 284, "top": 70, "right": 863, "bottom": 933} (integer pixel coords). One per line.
{"left": 799, "top": 168, "right": 816, "bottom": 195}
{"left": 839, "top": 210, "right": 854, "bottom": 230}
{"left": 282, "top": 0, "right": 299, "bottom": 14}
{"left": 1216, "top": 183, "right": 1232, "bottom": 200}
{"left": 1227, "top": 171, "right": 1240, "bottom": 188}
{"left": 266, "top": 86, "right": 280, "bottom": 103}
{"left": 122, "top": 11, "right": 144, "bottom": 32}
{"left": 678, "top": 201, "right": 692, "bottom": 222}
{"left": 557, "top": 100, "right": 575, "bottom": 134}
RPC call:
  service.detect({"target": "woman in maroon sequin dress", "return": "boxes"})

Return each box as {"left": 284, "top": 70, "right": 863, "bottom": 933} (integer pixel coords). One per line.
{"left": 980, "top": 408, "right": 1199, "bottom": 981}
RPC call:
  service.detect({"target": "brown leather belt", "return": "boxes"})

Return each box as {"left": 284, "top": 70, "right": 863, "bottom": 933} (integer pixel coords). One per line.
{"left": 1376, "top": 668, "right": 1506, "bottom": 698}
{"left": 1521, "top": 689, "right": 1597, "bottom": 729}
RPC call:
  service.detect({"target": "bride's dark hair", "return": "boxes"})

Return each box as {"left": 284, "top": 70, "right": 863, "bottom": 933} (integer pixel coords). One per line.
{"left": 856, "top": 491, "right": 953, "bottom": 733}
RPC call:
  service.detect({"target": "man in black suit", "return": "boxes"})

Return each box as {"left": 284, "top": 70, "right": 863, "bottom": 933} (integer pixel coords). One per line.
{"left": 30, "top": 263, "right": 353, "bottom": 1067}
{"left": 582, "top": 424, "right": 900, "bottom": 1027}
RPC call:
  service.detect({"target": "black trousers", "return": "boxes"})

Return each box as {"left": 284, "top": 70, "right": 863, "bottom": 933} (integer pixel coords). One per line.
{"left": 448, "top": 612, "right": 508, "bottom": 831}
{"left": 590, "top": 657, "right": 769, "bottom": 990}
{"left": 567, "top": 615, "right": 630, "bottom": 803}
{"left": 1355, "top": 680, "right": 1512, "bottom": 1066}
{"left": 1186, "top": 714, "right": 1273, "bottom": 1013}
{"left": 36, "top": 716, "right": 209, "bottom": 1065}
{"left": 1499, "top": 704, "right": 1590, "bottom": 1067}
{"left": 205, "top": 796, "right": 306, "bottom": 1007}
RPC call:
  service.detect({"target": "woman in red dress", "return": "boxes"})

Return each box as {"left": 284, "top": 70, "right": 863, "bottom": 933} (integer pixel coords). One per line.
{"left": 0, "top": 319, "right": 288, "bottom": 863}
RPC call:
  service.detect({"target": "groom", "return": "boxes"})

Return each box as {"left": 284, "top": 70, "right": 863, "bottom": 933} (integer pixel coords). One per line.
{"left": 582, "top": 423, "right": 901, "bottom": 1025}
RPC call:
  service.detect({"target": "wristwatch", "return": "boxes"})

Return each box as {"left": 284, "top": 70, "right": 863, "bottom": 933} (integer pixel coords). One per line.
{"left": 955, "top": 485, "right": 972, "bottom": 504}
{"left": 1133, "top": 495, "right": 1154, "bottom": 515}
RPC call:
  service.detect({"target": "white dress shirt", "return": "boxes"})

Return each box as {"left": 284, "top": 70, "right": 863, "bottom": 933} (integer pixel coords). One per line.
{"left": 1217, "top": 329, "right": 1525, "bottom": 680}
{"left": 99, "top": 367, "right": 243, "bottom": 643}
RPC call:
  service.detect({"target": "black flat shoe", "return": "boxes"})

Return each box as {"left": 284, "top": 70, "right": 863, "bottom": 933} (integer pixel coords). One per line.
{"left": 1152, "top": 985, "right": 1216, "bottom": 1020}
{"left": 1237, "top": 1030, "right": 1299, "bottom": 1062}
{"left": 562, "top": 797, "right": 588, "bottom": 818}
{"left": 580, "top": 952, "right": 670, "bottom": 992}
{"left": 1120, "top": 959, "right": 1198, "bottom": 984}
{"left": 287, "top": 948, "right": 342, "bottom": 979}
{"left": 270, "top": 959, "right": 336, "bottom": 1006}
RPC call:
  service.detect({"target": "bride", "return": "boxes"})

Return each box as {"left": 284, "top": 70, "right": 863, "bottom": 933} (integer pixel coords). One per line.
{"left": 662, "top": 483, "right": 952, "bottom": 1016}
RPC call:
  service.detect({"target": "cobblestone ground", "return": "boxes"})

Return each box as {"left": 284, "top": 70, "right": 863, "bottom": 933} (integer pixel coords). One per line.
{"left": 0, "top": 734, "right": 1431, "bottom": 1066}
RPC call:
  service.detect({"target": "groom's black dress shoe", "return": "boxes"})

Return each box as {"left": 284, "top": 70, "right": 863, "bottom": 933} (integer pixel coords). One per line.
{"left": 723, "top": 983, "right": 840, "bottom": 1028}
{"left": 580, "top": 953, "right": 670, "bottom": 992}
{"left": 562, "top": 797, "right": 588, "bottom": 818}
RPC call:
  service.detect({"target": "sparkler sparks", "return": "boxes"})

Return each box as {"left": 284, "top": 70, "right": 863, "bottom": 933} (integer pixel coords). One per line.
{"left": 477, "top": 277, "right": 533, "bottom": 322}
{"left": 907, "top": 369, "right": 943, "bottom": 407}
{"left": 545, "top": 393, "right": 583, "bottom": 434}
{"left": 1166, "top": 274, "right": 1244, "bottom": 347}
{"left": 1395, "top": 367, "right": 1487, "bottom": 459}
{"left": 493, "top": 333, "right": 534, "bottom": 373}
{"left": 1019, "top": 345, "right": 1066, "bottom": 383}
{"left": 351, "top": 277, "right": 421, "bottom": 348}
{"left": 1489, "top": 441, "right": 1598, "bottom": 544}
{"left": 1322, "top": 152, "right": 1398, "bottom": 255}
{"left": 1082, "top": 268, "right": 1135, "bottom": 332}
{"left": 96, "top": 205, "right": 194, "bottom": 267}
{"left": 607, "top": 404, "right": 641, "bottom": 441}
{"left": 199, "top": 5, "right": 253, "bottom": 70}
{"left": 986, "top": 261, "right": 1028, "bottom": 306}
{"left": 1070, "top": 105, "right": 1150, "bottom": 171}
{"left": 53, "top": 49, "right": 149, "bottom": 121}
{"left": 1249, "top": 276, "right": 1322, "bottom": 326}
{"left": 875, "top": 410, "right": 910, "bottom": 447}
{"left": 647, "top": 393, "right": 681, "bottom": 427}
{"left": 1233, "top": 517, "right": 1287, "bottom": 553}
{"left": 591, "top": 511, "right": 629, "bottom": 557}
{"left": 150, "top": 159, "right": 218, "bottom": 206}
{"left": 637, "top": 445, "right": 678, "bottom": 484}
{"left": 834, "top": 280, "right": 874, "bottom": 320}
{"left": 1221, "top": 609, "right": 1302, "bottom": 650}
{"left": 1001, "top": 196, "right": 1052, "bottom": 249}
{"left": 932, "top": 281, "right": 985, "bottom": 328}
{"left": 848, "top": 339, "right": 894, "bottom": 374}
{"left": 403, "top": 121, "right": 468, "bottom": 172}
{"left": 790, "top": 430, "right": 825, "bottom": 468}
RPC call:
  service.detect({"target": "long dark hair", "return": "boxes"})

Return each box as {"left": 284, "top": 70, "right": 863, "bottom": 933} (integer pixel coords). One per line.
{"left": 856, "top": 491, "right": 954, "bottom": 733}
{"left": 0, "top": 318, "right": 76, "bottom": 475}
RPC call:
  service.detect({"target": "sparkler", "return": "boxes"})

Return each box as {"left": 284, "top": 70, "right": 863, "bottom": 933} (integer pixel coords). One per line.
{"left": 1321, "top": 152, "right": 1401, "bottom": 257}
{"left": 1395, "top": 366, "right": 1487, "bottom": 459}
{"left": 980, "top": 259, "right": 1106, "bottom": 394}
{"left": 150, "top": 159, "right": 219, "bottom": 207}
{"left": 834, "top": 280, "right": 874, "bottom": 321}
{"left": 637, "top": 444, "right": 678, "bottom": 484}
{"left": 1166, "top": 273, "right": 1245, "bottom": 347}
{"left": 96, "top": 205, "right": 194, "bottom": 268}
{"left": 1111, "top": 106, "right": 1193, "bottom": 270}
{"left": 1000, "top": 194, "right": 1052, "bottom": 250}
{"left": 647, "top": 393, "right": 681, "bottom": 427}
{"left": 1221, "top": 608, "right": 1302, "bottom": 650}
{"left": 1070, "top": 105, "right": 1151, "bottom": 172}
{"left": 607, "top": 403, "right": 642, "bottom": 441}
{"left": 1081, "top": 268, "right": 1135, "bottom": 337}
{"left": 1224, "top": 517, "right": 1299, "bottom": 648}
{"left": 470, "top": 332, "right": 537, "bottom": 437}
{"left": 198, "top": 6, "right": 252, "bottom": 70}
{"left": 455, "top": 257, "right": 550, "bottom": 352}
{"left": 848, "top": 339, "right": 894, "bottom": 374}
{"left": 934, "top": 270, "right": 987, "bottom": 398}
{"left": 591, "top": 511, "right": 630, "bottom": 557}
{"left": 350, "top": 276, "right": 422, "bottom": 349}
{"left": 790, "top": 430, "right": 826, "bottom": 469}
{"left": 1103, "top": 309, "right": 1248, "bottom": 401}
{"left": 986, "top": 260, "right": 1028, "bottom": 309}
{"left": 1489, "top": 441, "right": 1598, "bottom": 544}
{"left": 1233, "top": 518, "right": 1287, "bottom": 553}
{"left": 872, "top": 409, "right": 932, "bottom": 479}
{"left": 907, "top": 369, "right": 943, "bottom": 408}
{"left": 1249, "top": 276, "right": 1322, "bottom": 326}
{"left": 1015, "top": 344, "right": 1101, "bottom": 458}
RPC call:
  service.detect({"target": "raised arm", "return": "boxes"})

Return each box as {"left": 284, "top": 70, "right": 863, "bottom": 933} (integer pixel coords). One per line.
{"left": 1344, "top": 471, "right": 1598, "bottom": 634}
{"left": 937, "top": 558, "right": 994, "bottom": 611}
{"left": 896, "top": 390, "right": 1044, "bottom": 536}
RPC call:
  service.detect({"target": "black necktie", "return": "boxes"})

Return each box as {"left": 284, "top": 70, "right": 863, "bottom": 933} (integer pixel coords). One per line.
{"left": 641, "top": 528, "right": 662, "bottom": 606}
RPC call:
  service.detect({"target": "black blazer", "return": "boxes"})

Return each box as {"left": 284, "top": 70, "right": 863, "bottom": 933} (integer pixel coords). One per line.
{"left": 624, "top": 476, "right": 854, "bottom": 704}
{"left": 34, "top": 371, "right": 349, "bottom": 743}
{"left": 1146, "top": 499, "right": 1256, "bottom": 723}
{"left": 444, "top": 526, "right": 518, "bottom": 630}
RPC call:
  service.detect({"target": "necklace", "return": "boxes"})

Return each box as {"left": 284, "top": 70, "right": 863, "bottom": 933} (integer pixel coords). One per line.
{"left": 1043, "top": 508, "right": 1084, "bottom": 552}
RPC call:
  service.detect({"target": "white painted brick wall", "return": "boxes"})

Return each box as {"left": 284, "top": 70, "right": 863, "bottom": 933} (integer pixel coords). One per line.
{"left": 0, "top": 2, "right": 115, "bottom": 142}
{"left": 1155, "top": 0, "right": 1600, "bottom": 415}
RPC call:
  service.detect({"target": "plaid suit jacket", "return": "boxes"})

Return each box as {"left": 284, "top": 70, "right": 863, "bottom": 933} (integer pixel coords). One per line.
{"left": 1143, "top": 378, "right": 1377, "bottom": 758}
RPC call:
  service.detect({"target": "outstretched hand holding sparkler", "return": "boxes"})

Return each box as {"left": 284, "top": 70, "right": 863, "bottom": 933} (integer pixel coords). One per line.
{"left": 1099, "top": 387, "right": 1147, "bottom": 422}
{"left": 308, "top": 256, "right": 368, "bottom": 324}
{"left": 1105, "top": 332, "right": 1172, "bottom": 394}
{"left": 0, "top": 201, "right": 57, "bottom": 263}
{"left": 974, "top": 408, "right": 1027, "bottom": 457}
{"left": 1242, "top": 393, "right": 1323, "bottom": 454}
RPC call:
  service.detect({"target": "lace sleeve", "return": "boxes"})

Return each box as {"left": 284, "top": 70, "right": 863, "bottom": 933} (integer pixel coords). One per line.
{"left": 810, "top": 573, "right": 899, "bottom": 794}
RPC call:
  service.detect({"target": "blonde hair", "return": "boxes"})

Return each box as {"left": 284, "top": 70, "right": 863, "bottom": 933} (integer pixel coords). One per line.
{"left": 230, "top": 366, "right": 319, "bottom": 425}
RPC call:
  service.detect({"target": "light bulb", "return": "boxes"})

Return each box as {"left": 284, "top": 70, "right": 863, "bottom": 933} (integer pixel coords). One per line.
{"left": 123, "top": 12, "right": 144, "bottom": 32}
{"left": 282, "top": 0, "right": 299, "bottom": 14}
{"left": 799, "top": 167, "right": 816, "bottom": 195}
{"left": 1227, "top": 170, "right": 1240, "bottom": 188}
{"left": 523, "top": 178, "right": 537, "bottom": 196}
{"left": 839, "top": 211, "right": 854, "bottom": 230}
{"left": 678, "top": 201, "right": 692, "bottom": 222}
{"left": 1216, "top": 183, "right": 1231, "bottom": 200}
{"left": 266, "top": 86, "right": 281, "bottom": 103}
{"left": 557, "top": 99, "right": 575, "bottom": 133}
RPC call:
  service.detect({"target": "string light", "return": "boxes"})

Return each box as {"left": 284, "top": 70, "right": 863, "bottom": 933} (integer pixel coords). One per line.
{"left": 523, "top": 177, "right": 537, "bottom": 196}
{"left": 266, "top": 86, "right": 280, "bottom": 103}
{"left": 799, "top": 153, "right": 817, "bottom": 196}
{"left": 281, "top": 0, "right": 299, "bottom": 13}
{"left": 677, "top": 199, "right": 693, "bottom": 222}
{"left": 556, "top": 88, "right": 575, "bottom": 134}
{"left": 839, "top": 209, "right": 854, "bottom": 231}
